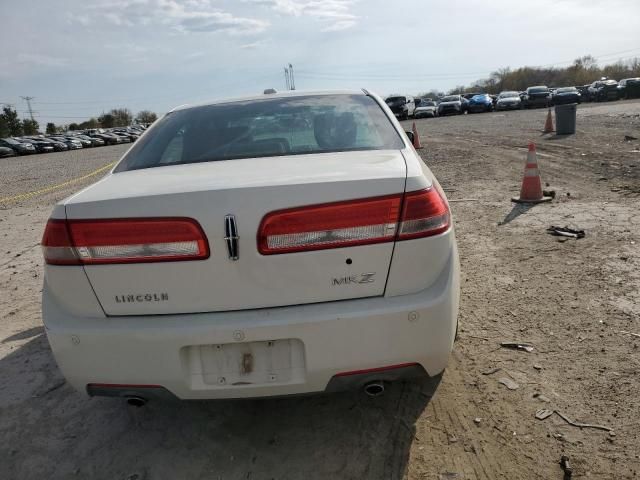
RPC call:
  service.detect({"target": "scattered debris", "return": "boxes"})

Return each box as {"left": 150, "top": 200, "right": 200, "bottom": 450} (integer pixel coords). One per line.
{"left": 624, "top": 135, "right": 638, "bottom": 141}
{"left": 546, "top": 226, "right": 585, "bottom": 239}
{"left": 555, "top": 410, "right": 613, "bottom": 432}
{"left": 448, "top": 434, "right": 459, "bottom": 444}
{"left": 439, "top": 473, "right": 460, "bottom": 480}
{"left": 535, "top": 409, "right": 554, "bottom": 420}
{"left": 498, "top": 377, "right": 520, "bottom": 390}
{"left": 533, "top": 364, "right": 543, "bottom": 370}
{"left": 500, "top": 341, "right": 534, "bottom": 353}
{"left": 473, "top": 417, "right": 482, "bottom": 425}
{"left": 618, "top": 330, "right": 640, "bottom": 339}
{"left": 481, "top": 367, "right": 501, "bottom": 375}
{"left": 560, "top": 455, "right": 573, "bottom": 479}
{"left": 542, "top": 190, "right": 556, "bottom": 199}
{"left": 535, "top": 409, "right": 613, "bottom": 432}
{"left": 533, "top": 393, "right": 551, "bottom": 403}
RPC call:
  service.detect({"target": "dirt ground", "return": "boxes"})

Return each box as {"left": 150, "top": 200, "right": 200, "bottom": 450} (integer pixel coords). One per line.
{"left": 1, "top": 100, "right": 639, "bottom": 479}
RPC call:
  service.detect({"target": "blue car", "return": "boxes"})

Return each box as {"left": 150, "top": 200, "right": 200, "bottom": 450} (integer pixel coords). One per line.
{"left": 467, "top": 94, "right": 494, "bottom": 113}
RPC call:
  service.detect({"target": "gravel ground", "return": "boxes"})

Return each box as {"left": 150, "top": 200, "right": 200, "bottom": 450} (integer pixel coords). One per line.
{"left": 1, "top": 100, "right": 639, "bottom": 479}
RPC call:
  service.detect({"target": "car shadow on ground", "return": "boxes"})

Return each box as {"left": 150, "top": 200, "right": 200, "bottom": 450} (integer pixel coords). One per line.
{"left": 1, "top": 331, "right": 440, "bottom": 480}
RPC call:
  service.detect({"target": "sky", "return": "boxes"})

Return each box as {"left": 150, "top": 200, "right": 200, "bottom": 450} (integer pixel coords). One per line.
{"left": 1, "top": 0, "right": 640, "bottom": 127}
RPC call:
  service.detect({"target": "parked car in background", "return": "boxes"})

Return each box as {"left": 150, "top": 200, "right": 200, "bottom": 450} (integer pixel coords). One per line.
{"left": 0, "top": 146, "right": 17, "bottom": 158}
{"left": 48, "top": 136, "right": 83, "bottom": 149}
{"left": 437, "top": 95, "right": 467, "bottom": 116}
{"left": 413, "top": 100, "right": 438, "bottom": 118}
{"left": 552, "top": 87, "right": 581, "bottom": 105}
{"left": 495, "top": 91, "right": 522, "bottom": 110}
{"left": 466, "top": 94, "right": 494, "bottom": 113}
{"left": 576, "top": 85, "right": 591, "bottom": 101}
{"left": 617, "top": 78, "right": 640, "bottom": 99}
{"left": 384, "top": 95, "right": 416, "bottom": 120}
{"left": 18, "top": 138, "right": 55, "bottom": 153}
{"left": 86, "top": 131, "right": 121, "bottom": 145}
{"left": 66, "top": 135, "right": 92, "bottom": 148}
{"left": 41, "top": 90, "right": 459, "bottom": 401}
{"left": 0, "top": 137, "right": 36, "bottom": 155}
{"left": 462, "top": 92, "right": 481, "bottom": 100}
{"left": 587, "top": 79, "right": 619, "bottom": 102}
{"left": 73, "top": 134, "right": 105, "bottom": 147}
{"left": 523, "top": 86, "right": 552, "bottom": 108}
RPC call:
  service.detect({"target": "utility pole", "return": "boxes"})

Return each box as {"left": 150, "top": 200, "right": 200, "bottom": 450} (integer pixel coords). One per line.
{"left": 283, "top": 64, "right": 296, "bottom": 90}
{"left": 288, "top": 63, "right": 295, "bottom": 90}
{"left": 20, "top": 96, "right": 35, "bottom": 121}
{"left": 284, "top": 67, "right": 290, "bottom": 90}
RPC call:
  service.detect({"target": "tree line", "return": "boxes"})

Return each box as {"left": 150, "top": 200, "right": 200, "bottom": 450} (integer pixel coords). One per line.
{"left": 0, "top": 107, "right": 158, "bottom": 137}
{"left": 418, "top": 55, "right": 640, "bottom": 98}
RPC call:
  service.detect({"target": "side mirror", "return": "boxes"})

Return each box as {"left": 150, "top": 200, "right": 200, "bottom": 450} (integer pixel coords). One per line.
{"left": 405, "top": 131, "right": 415, "bottom": 144}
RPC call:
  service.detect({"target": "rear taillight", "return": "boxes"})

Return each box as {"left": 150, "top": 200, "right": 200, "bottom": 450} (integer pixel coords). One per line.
{"left": 42, "top": 218, "right": 209, "bottom": 265}
{"left": 258, "top": 195, "right": 402, "bottom": 254}
{"left": 397, "top": 188, "right": 450, "bottom": 240}
{"left": 258, "top": 188, "right": 450, "bottom": 255}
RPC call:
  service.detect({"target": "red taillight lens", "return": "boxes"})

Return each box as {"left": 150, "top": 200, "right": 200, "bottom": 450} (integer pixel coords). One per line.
{"left": 42, "top": 218, "right": 209, "bottom": 265}
{"left": 258, "top": 187, "right": 451, "bottom": 255}
{"left": 41, "top": 219, "right": 80, "bottom": 265}
{"left": 258, "top": 194, "right": 403, "bottom": 254}
{"left": 397, "top": 188, "right": 450, "bottom": 240}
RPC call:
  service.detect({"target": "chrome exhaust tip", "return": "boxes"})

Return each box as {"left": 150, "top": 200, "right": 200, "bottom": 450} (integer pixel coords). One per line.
{"left": 363, "top": 381, "right": 385, "bottom": 397}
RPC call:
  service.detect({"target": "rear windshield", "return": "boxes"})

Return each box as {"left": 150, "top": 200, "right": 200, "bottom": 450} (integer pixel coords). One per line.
{"left": 499, "top": 92, "right": 519, "bottom": 98}
{"left": 115, "top": 94, "right": 404, "bottom": 172}
{"left": 440, "top": 96, "right": 460, "bottom": 102}
{"left": 556, "top": 87, "right": 577, "bottom": 93}
{"left": 528, "top": 87, "right": 548, "bottom": 93}
{"left": 420, "top": 101, "right": 436, "bottom": 107}
{"left": 385, "top": 96, "right": 406, "bottom": 104}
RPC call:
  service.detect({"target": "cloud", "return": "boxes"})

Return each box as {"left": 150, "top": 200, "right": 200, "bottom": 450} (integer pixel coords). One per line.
{"left": 15, "top": 53, "right": 70, "bottom": 68}
{"left": 245, "top": 0, "right": 359, "bottom": 30}
{"left": 239, "top": 39, "right": 268, "bottom": 49}
{"left": 73, "top": 0, "right": 269, "bottom": 35}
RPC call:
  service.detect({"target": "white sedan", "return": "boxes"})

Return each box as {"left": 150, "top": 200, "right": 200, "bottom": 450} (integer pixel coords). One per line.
{"left": 41, "top": 89, "right": 460, "bottom": 404}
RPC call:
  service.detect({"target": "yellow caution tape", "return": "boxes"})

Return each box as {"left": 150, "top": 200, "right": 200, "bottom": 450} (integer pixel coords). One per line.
{"left": 0, "top": 161, "right": 116, "bottom": 204}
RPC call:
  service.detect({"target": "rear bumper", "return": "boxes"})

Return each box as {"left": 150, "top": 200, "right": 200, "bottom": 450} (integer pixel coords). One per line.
{"left": 43, "top": 250, "right": 459, "bottom": 400}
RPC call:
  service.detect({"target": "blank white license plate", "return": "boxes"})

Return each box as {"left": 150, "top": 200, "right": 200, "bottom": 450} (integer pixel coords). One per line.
{"left": 185, "top": 339, "right": 306, "bottom": 387}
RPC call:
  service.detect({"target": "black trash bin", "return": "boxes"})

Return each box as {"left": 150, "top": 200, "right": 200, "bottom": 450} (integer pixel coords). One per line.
{"left": 555, "top": 103, "right": 577, "bottom": 135}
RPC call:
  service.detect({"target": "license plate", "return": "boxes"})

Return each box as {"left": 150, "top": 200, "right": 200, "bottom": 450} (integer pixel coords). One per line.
{"left": 185, "top": 339, "right": 306, "bottom": 387}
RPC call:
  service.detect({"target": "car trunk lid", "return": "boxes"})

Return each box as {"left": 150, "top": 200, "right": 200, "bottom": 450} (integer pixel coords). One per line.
{"left": 64, "top": 150, "right": 408, "bottom": 315}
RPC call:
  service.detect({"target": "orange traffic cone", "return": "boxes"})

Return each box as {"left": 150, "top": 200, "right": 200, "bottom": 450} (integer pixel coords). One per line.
{"left": 512, "top": 143, "right": 553, "bottom": 204}
{"left": 411, "top": 122, "right": 423, "bottom": 149}
{"left": 543, "top": 109, "right": 554, "bottom": 133}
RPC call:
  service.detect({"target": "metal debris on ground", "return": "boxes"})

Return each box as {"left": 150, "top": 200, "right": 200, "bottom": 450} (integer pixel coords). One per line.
{"left": 535, "top": 409, "right": 554, "bottom": 420}
{"left": 560, "top": 455, "right": 573, "bottom": 479}
{"left": 498, "top": 377, "right": 519, "bottom": 390}
{"left": 618, "top": 330, "right": 640, "bottom": 339}
{"left": 546, "top": 226, "right": 585, "bottom": 239}
{"left": 500, "top": 341, "right": 534, "bottom": 352}
{"left": 542, "top": 190, "right": 556, "bottom": 199}
{"left": 481, "top": 367, "right": 501, "bottom": 375}
{"left": 534, "top": 409, "right": 613, "bottom": 432}
{"left": 624, "top": 135, "right": 638, "bottom": 141}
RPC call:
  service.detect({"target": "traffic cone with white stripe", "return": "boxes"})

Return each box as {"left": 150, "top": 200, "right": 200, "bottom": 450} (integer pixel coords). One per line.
{"left": 412, "top": 122, "right": 423, "bottom": 149}
{"left": 511, "top": 142, "right": 552, "bottom": 204}
{"left": 543, "top": 109, "right": 554, "bottom": 133}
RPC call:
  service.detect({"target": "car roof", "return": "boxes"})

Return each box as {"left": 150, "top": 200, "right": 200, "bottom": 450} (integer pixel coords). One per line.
{"left": 170, "top": 89, "right": 368, "bottom": 113}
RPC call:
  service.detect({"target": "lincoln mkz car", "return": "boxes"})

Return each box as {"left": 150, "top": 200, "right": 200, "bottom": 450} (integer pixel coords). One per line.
{"left": 41, "top": 89, "right": 460, "bottom": 403}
